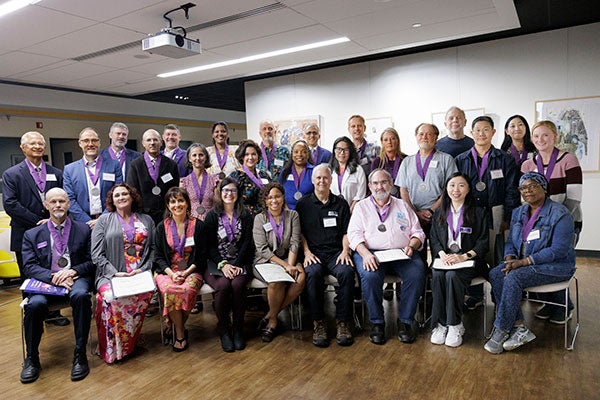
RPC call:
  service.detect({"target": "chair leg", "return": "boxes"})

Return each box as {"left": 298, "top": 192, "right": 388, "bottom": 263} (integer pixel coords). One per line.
{"left": 567, "top": 277, "right": 580, "bottom": 351}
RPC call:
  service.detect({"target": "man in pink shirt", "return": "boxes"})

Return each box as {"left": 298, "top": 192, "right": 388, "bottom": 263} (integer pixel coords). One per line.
{"left": 348, "top": 168, "right": 426, "bottom": 345}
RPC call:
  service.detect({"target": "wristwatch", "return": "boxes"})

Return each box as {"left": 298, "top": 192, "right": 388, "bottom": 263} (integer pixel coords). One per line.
{"left": 466, "top": 251, "right": 474, "bottom": 259}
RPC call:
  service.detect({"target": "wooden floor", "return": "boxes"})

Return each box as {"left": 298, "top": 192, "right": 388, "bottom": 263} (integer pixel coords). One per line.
{"left": 1, "top": 258, "right": 599, "bottom": 400}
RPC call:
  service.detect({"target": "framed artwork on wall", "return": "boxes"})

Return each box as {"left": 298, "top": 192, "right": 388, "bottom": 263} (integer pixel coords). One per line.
{"left": 365, "top": 117, "right": 393, "bottom": 143}
{"left": 431, "top": 108, "right": 485, "bottom": 138}
{"left": 535, "top": 96, "right": 600, "bottom": 172}
{"left": 273, "top": 115, "right": 322, "bottom": 147}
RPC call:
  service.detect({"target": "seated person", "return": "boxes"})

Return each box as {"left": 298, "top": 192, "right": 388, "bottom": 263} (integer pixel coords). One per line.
{"left": 429, "top": 173, "right": 489, "bottom": 347}
{"left": 20, "top": 188, "right": 94, "bottom": 383}
{"left": 348, "top": 169, "right": 426, "bottom": 345}
{"left": 253, "top": 183, "right": 305, "bottom": 342}
{"left": 484, "top": 172, "right": 576, "bottom": 354}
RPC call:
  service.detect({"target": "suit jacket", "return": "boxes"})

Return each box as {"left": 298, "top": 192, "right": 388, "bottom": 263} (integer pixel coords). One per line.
{"left": 162, "top": 147, "right": 189, "bottom": 178}
{"left": 311, "top": 146, "right": 332, "bottom": 165}
{"left": 21, "top": 219, "right": 94, "bottom": 284}
{"left": 63, "top": 157, "right": 123, "bottom": 222}
{"left": 100, "top": 147, "right": 141, "bottom": 181}
{"left": 2, "top": 161, "right": 63, "bottom": 251}
{"left": 126, "top": 154, "right": 180, "bottom": 224}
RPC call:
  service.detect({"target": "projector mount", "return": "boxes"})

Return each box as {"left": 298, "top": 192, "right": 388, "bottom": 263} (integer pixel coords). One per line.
{"left": 162, "top": 2, "right": 196, "bottom": 38}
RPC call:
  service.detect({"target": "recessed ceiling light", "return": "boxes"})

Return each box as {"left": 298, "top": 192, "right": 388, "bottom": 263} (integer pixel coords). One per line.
{"left": 412, "top": 23, "right": 422, "bottom": 28}
{"left": 0, "top": 0, "right": 41, "bottom": 19}
{"left": 158, "top": 37, "right": 351, "bottom": 78}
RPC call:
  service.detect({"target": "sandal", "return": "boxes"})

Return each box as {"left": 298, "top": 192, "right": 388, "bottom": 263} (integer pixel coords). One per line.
{"left": 257, "top": 317, "right": 268, "bottom": 331}
{"left": 172, "top": 337, "right": 189, "bottom": 352}
{"left": 261, "top": 326, "right": 276, "bottom": 343}
{"left": 162, "top": 327, "right": 172, "bottom": 345}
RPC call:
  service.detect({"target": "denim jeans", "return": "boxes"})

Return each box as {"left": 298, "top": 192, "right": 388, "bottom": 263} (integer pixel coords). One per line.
{"left": 489, "top": 263, "right": 574, "bottom": 331}
{"left": 353, "top": 251, "right": 425, "bottom": 325}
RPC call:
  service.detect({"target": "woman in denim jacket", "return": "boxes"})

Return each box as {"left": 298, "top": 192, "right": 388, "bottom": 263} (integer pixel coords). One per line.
{"left": 484, "top": 172, "right": 575, "bottom": 354}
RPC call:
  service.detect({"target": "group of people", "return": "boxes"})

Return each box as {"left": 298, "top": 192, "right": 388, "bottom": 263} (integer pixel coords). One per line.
{"left": 2, "top": 107, "right": 582, "bottom": 385}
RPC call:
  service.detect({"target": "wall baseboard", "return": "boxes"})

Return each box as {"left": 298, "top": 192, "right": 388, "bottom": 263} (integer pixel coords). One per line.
{"left": 576, "top": 249, "right": 600, "bottom": 258}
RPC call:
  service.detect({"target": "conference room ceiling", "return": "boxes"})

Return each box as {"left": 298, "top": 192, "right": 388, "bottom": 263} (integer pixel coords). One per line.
{"left": 0, "top": 0, "right": 598, "bottom": 112}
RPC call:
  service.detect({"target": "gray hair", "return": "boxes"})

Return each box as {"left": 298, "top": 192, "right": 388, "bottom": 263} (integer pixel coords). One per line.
{"left": 368, "top": 168, "right": 393, "bottom": 184}
{"left": 109, "top": 122, "right": 129, "bottom": 133}
{"left": 20, "top": 131, "right": 45, "bottom": 146}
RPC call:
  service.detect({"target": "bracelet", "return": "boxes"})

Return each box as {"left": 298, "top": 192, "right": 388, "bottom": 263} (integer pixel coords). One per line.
{"left": 217, "top": 260, "right": 228, "bottom": 270}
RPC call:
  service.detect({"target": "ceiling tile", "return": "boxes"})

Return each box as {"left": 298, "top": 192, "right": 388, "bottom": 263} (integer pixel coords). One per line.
{"left": 39, "top": 0, "right": 163, "bottom": 22}
{"left": 14, "top": 62, "right": 114, "bottom": 84}
{"left": 0, "top": 52, "right": 63, "bottom": 77}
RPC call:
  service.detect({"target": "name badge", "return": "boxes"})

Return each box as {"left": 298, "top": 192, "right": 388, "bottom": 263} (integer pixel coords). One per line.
{"left": 527, "top": 229, "right": 540, "bottom": 241}
{"left": 347, "top": 175, "right": 357, "bottom": 183}
{"left": 46, "top": 174, "right": 57, "bottom": 182}
{"left": 460, "top": 227, "right": 472, "bottom": 234}
{"left": 274, "top": 159, "right": 284, "bottom": 167}
{"left": 37, "top": 241, "right": 48, "bottom": 249}
{"left": 161, "top": 173, "right": 173, "bottom": 183}
{"left": 261, "top": 178, "right": 269, "bottom": 185}
{"left": 218, "top": 228, "right": 227, "bottom": 239}
{"left": 360, "top": 157, "right": 368, "bottom": 165}
{"left": 328, "top": 211, "right": 338, "bottom": 217}
{"left": 263, "top": 222, "right": 273, "bottom": 232}
{"left": 490, "top": 169, "right": 504, "bottom": 179}
{"left": 429, "top": 160, "right": 438, "bottom": 168}
{"left": 184, "top": 237, "right": 195, "bottom": 247}
{"left": 103, "top": 173, "right": 115, "bottom": 182}
{"left": 287, "top": 174, "right": 294, "bottom": 181}
{"left": 323, "top": 217, "right": 337, "bottom": 227}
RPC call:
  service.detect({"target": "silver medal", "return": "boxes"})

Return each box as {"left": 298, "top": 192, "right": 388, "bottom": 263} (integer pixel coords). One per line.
{"left": 218, "top": 172, "right": 226, "bottom": 179}
{"left": 90, "top": 187, "right": 100, "bottom": 196}
{"left": 57, "top": 256, "right": 68, "bottom": 268}
{"left": 475, "top": 181, "right": 486, "bottom": 192}
{"left": 294, "top": 191, "right": 302, "bottom": 200}
{"left": 418, "top": 183, "right": 428, "bottom": 192}
{"left": 126, "top": 246, "right": 137, "bottom": 256}
{"left": 378, "top": 224, "right": 386, "bottom": 232}
{"left": 152, "top": 186, "right": 161, "bottom": 195}
{"left": 449, "top": 243, "right": 460, "bottom": 253}
{"left": 196, "top": 205, "right": 205, "bottom": 215}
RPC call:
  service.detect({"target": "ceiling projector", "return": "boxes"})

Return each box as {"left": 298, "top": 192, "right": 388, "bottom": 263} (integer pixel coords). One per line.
{"left": 142, "top": 30, "right": 202, "bottom": 58}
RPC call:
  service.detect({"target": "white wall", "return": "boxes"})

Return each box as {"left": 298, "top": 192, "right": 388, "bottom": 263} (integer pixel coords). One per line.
{"left": 245, "top": 23, "right": 600, "bottom": 251}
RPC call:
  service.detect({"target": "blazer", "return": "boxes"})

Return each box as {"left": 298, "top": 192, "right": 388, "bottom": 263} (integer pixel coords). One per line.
{"left": 100, "top": 147, "right": 141, "bottom": 181}
{"left": 126, "top": 154, "right": 180, "bottom": 225}
{"left": 311, "top": 146, "right": 332, "bottom": 165}
{"left": 91, "top": 212, "right": 156, "bottom": 288}
{"left": 63, "top": 157, "right": 123, "bottom": 222}
{"left": 2, "top": 161, "right": 63, "bottom": 251}
{"left": 22, "top": 219, "right": 94, "bottom": 284}
{"left": 154, "top": 217, "right": 207, "bottom": 274}
{"left": 162, "top": 147, "right": 189, "bottom": 178}
{"left": 253, "top": 209, "right": 301, "bottom": 264}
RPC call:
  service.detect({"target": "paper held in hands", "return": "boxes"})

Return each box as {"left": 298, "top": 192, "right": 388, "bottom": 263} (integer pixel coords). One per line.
{"left": 111, "top": 270, "right": 156, "bottom": 298}
{"left": 432, "top": 258, "right": 474, "bottom": 270}
{"left": 373, "top": 249, "right": 409, "bottom": 263}
{"left": 254, "top": 263, "right": 296, "bottom": 283}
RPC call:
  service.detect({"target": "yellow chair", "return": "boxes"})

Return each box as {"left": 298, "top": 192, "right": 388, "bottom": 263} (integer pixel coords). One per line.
{"left": 0, "top": 227, "right": 20, "bottom": 280}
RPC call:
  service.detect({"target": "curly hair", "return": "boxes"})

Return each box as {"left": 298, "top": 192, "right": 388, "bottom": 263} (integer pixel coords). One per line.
{"left": 105, "top": 183, "right": 143, "bottom": 213}
{"left": 258, "top": 182, "right": 286, "bottom": 212}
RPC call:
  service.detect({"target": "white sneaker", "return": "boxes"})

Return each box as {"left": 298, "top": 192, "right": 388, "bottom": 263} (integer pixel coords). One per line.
{"left": 503, "top": 325, "right": 536, "bottom": 351}
{"left": 445, "top": 323, "right": 465, "bottom": 347}
{"left": 430, "top": 324, "right": 448, "bottom": 345}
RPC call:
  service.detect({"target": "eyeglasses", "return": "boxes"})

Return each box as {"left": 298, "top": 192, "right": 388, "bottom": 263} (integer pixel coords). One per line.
{"left": 518, "top": 183, "right": 541, "bottom": 192}
{"left": 371, "top": 179, "right": 390, "bottom": 186}
{"left": 304, "top": 131, "right": 319, "bottom": 136}
{"left": 80, "top": 139, "right": 100, "bottom": 144}
{"left": 222, "top": 188, "right": 238, "bottom": 195}
{"left": 334, "top": 147, "right": 350, "bottom": 154}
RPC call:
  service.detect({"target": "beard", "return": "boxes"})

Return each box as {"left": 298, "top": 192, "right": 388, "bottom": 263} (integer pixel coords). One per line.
{"left": 51, "top": 211, "right": 66, "bottom": 220}
{"left": 372, "top": 190, "right": 391, "bottom": 202}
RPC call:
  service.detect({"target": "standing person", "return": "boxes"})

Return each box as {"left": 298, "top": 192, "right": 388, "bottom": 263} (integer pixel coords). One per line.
{"left": 329, "top": 136, "right": 367, "bottom": 212}
{"left": 348, "top": 169, "right": 426, "bottom": 345}
{"left": 19, "top": 188, "right": 93, "bottom": 383}
{"left": 91, "top": 184, "right": 156, "bottom": 364}
{"left": 203, "top": 178, "right": 254, "bottom": 352}
{"left": 429, "top": 173, "right": 489, "bottom": 347}
{"left": 257, "top": 120, "right": 289, "bottom": 182}
{"left": 253, "top": 183, "right": 305, "bottom": 342}
{"left": 100, "top": 122, "right": 141, "bottom": 181}
{"left": 207, "top": 121, "right": 240, "bottom": 178}
{"left": 500, "top": 115, "right": 536, "bottom": 170}
{"left": 126, "top": 129, "right": 180, "bottom": 225}
{"left": 162, "top": 124, "right": 189, "bottom": 178}
{"left": 155, "top": 187, "right": 205, "bottom": 352}
{"left": 436, "top": 107, "right": 475, "bottom": 158}
{"left": 348, "top": 114, "right": 379, "bottom": 176}
{"left": 455, "top": 116, "right": 519, "bottom": 310}
{"left": 63, "top": 127, "right": 123, "bottom": 229}
{"left": 180, "top": 143, "right": 217, "bottom": 221}
{"left": 295, "top": 164, "right": 355, "bottom": 348}
{"left": 371, "top": 127, "right": 407, "bottom": 197}
{"left": 484, "top": 172, "right": 575, "bottom": 354}
{"left": 521, "top": 120, "right": 582, "bottom": 323}
{"left": 279, "top": 140, "right": 314, "bottom": 210}
{"left": 229, "top": 140, "right": 271, "bottom": 217}
{"left": 302, "top": 123, "right": 332, "bottom": 165}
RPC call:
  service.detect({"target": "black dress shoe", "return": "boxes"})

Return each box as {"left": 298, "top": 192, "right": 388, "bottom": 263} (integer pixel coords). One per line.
{"left": 220, "top": 332, "right": 235, "bottom": 353}
{"left": 233, "top": 330, "right": 246, "bottom": 351}
{"left": 20, "top": 357, "right": 41, "bottom": 384}
{"left": 71, "top": 352, "right": 89, "bottom": 381}
{"left": 45, "top": 313, "right": 70, "bottom": 326}
{"left": 369, "top": 324, "right": 386, "bottom": 345}
{"left": 397, "top": 320, "right": 416, "bottom": 343}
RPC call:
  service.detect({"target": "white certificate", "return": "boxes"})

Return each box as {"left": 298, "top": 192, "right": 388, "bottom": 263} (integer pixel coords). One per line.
{"left": 432, "top": 258, "right": 474, "bottom": 270}
{"left": 254, "top": 263, "right": 295, "bottom": 283}
{"left": 374, "top": 249, "right": 409, "bottom": 263}
{"left": 111, "top": 270, "right": 156, "bottom": 298}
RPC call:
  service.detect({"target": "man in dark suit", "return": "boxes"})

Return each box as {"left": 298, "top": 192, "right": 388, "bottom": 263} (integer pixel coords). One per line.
{"left": 63, "top": 127, "right": 123, "bottom": 229}
{"left": 126, "top": 129, "right": 180, "bottom": 225}
{"left": 162, "top": 123, "right": 189, "bottom": 178}
{"left": 20, "top": 188, "right": 94, "bottom": 383}
{"left": 99, "top": 122, "right": 141, "bottom": 181}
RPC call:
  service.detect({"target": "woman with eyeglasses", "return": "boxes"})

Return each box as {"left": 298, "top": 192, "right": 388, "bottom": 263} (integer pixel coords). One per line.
{"left": 329, "top": 136, "right": 367, "bottom": 212}
{"left": 278, "top": 140, "right": 314, "bottom": 209}
{"left": 484, "top": 172, "right": 575, "bottom": 354}
{"left": 203, "top": 177, "right": 254, "bottom": 352}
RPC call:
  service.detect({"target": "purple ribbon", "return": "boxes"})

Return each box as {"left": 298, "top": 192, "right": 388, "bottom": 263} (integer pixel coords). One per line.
{"left": 291, "top": 166, "right": 307, "bottom": 191}
{"left": 446, "top": 206, "right": 464, "bottom": 242}
{"left": 144, "top": 152, "right": 161, "bottom": 184}
{"left": 337, "top": 166, "right": 346, "bottom": 192}
{"left": 260, "top": 142, "right": 275, "bottom": 169}
{"left": 170, "top": 218, "right": 189, "bottom": 257}
{"left": 522, "top": 205, "right": 543, "bottom": 242}
{"left": 536, "top": 147, "right": 559, "bottom": 181}
{"left": 357, "top": 141, "right": 367, "bottom": 159}
{"left": 508, "top": 144, "right": 528, "bottom": 165}
{"left": 370, "top": 196, "right": 391, "bottom": 224}
{"left": 85, "top": 157, "right": 103, "bottom": 186}
{"left": 386, "top": 155, "right": 401, "bottom": 180}
{"left": 267, "top": 211, "right": 284, "bottom": 245}
{"left": 191, "top": 171, "right": 208, "bottom": 203}
{"left": 108, "top": 146, "right": 126, "bottom": 168}
{"left": 311, "top": 147, "right": 319, "bottom": 164}
{"left": 48, "top": 218, "right": 71, "bottom": 272}
{"left": 221, "top": 213, "right": 238, "bottom": 242}
{"left": 116, "top": 212, "right": 136, "bottom": 243}
{"left": 25, "top": 159, "right": 47, "bottom": 192}
{"left": 215, "top": 145, "right": 229, "bottom": 171}
{"left": 242, "top": 165, "right": 264, "bottom": 188}
{"left": 415, "top": 150, "right": 435, "bottom": 181}
{"left": 470, "top": 148, "right": 490, "bottom": 182}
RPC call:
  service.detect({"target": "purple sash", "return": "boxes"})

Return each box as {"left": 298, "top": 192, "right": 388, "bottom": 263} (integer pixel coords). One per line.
{"left": 415, "top": 150, "right": 435, "bottom": 181}
{"left": 446, "top": 206, "right": 464, "bottom": 242}
{"left": 25, "top": 159, "right": 47, "bottom": 192}
{"left": 522, "top": 205, "right": 543, "bottom": 242}
{"left": 337, "top": 167, "right": 346, "bottom": 192}
{"left": 221, "top": 213, "right": 238, "bottom": 242}
{"left": 191, "top": 171, "right": 208, "bottom": 203}
{"left": 470, "top": 148, "right": 490, "bottom": 181}
{"left": 48, "top": 218, "right": 71, "bottom": 273}
{"left": 370, "top": 196, "right": 391, "bottom": 224}
{"left": 144, "top": 152, "right": 161, "bottom": 184}
{"left": 215, "top": 145, "right": 229, "bottom": 171}
{"left": 291, "top": 166, "right": 307, "bottom": 191}
{"left": 268, "top": 211, "right": 284, "bottom": 245}
{"left": 508, "top": 144, "right": 528, "bottom": 165}
{"left": 242, "top": 165, "right": 264, "bottom": 188}
{"left": 108, "top": 146, "right": 126, "bottom": 168}
{"left": 260, "top": 143, "right": 275, "bottom": 169}
{"left": 116, "top": 212, "right": 136, "bottom": 243}
{"left": 85, "top": 157, "right": 103, "bottom": 186}
{"left": 386, "top": 155, "right": 401, "bottom": 180}
{"left": 170, "top": 218, "right": 189, "bottom": 257}
{"left": 311, "top": 147, "right": 319, "bottom": 164}
{"left": 536, "top": 148, "right": 559, "bottom": 181}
